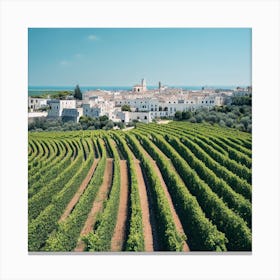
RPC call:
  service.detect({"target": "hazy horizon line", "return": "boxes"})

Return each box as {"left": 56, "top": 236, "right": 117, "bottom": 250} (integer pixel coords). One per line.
{"left": 28, "top": 84, "right": 250, "bottom": 88}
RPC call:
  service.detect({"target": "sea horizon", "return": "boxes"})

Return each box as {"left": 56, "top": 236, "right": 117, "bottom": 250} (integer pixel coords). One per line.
{"left": 28, "top": 85, "right": 243, "bottom": 96}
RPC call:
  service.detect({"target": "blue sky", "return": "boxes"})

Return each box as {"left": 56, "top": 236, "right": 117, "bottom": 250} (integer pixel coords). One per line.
{"left": 28, "top": 28, "right": 251, "bottom": 87}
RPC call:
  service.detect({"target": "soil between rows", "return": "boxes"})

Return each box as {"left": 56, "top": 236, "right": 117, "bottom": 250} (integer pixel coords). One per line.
{"left": 141, "top": 149, "right": 190, "bottom": 251}
{"left": 59, "top": 158, "right": 100, "bottom": 223}
{"left": 133, "top": 158, "right": 154, "bottom": 252}
{"left": 74, "top": 158, "right": 114, "bottom": 252}
{"left": 110, "top": 160, "right": 129, "bottom": 251}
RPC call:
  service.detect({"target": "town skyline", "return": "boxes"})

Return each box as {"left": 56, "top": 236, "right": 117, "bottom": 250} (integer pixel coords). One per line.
{"left": 28, "top": 28, "right": 251, "bottom": 87}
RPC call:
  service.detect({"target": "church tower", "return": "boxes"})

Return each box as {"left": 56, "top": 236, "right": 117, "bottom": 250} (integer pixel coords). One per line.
{"left": 141, "top": 78, "right": 147, "bottom": 92}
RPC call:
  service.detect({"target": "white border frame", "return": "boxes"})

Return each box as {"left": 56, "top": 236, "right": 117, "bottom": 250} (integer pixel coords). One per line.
{"left": 1, "top": 0, "right": 280, "bottom": 279}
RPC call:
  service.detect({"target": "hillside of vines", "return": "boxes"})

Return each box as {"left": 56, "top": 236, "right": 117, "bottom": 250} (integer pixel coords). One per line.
{"left": 28, "top": 121, "right": 252, "bottom": 252}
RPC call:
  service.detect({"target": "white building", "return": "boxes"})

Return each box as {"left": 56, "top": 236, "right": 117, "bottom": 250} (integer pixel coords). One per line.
{"left": 28, "top": 112, "right": 48, "bottom": 124}
{"left": 115, "top": 93, "right": 226, "bottom": 120}
{"left": 114, "top": 110, "right": 152, "bottom": 124}
{"left": 47, "top": 99, "right": 76, "bottom": 118}
{"left": 83, "top": 91, "right": 102, "bottom": 102}
{"left": 28, "top": 97, "right": 48, "bottom": 111}
{"left": 32, "top": 79, "right": 234, "bottom": 125}
{"left": 231, "top": 86, "right": 252, "bottom": 97}
{"left": 61, "top": 108, "right": 83, "bottom": 122}
{"left": 82, "top": 98, "right": 115, "bottom": 119}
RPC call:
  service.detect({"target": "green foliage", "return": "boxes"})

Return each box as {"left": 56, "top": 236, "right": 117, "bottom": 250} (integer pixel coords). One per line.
{"left": 30, "top": 91, "right": 73, "bottom": 99}
{"left": 182, "top": 110, "right": 192, "bottom": 120}
{"left": 28, "top": 140, "right": 83, "bottom": 221}
{"left": 28, "top": 119, "right": 82, "bottom": 132}
{"left": 231, "top": 95, "right": 252, "bottom": 106}
{"left": 149, "top": 132, "right": 251, "bottom": 251}
{"left": 121, "top": 104, "right": 131, "bottom": 112}
{"left": 28, "top": 139, "right": 71, "bottom": 198}
{"left": 209, "top": 136, "right": 251, "bottom": 168}
{"left": 167, "top": 136, "right": 251, "bottom": 227}
{"left": 29, "top": 115, "right": 120, "bottom": 132}
{"left": 155, "top": 122, "right": 251, "bottom": 183}
{"left": 132, "top": 131, "right": 227, "bottom": 251}
{"left": 99, "top": 115, "right": 109, "bottom": 122}
{"left": 174, "top": 104, "right": 252, "bottom": 133}
{"left": 28, "top": 153, "right": 95, "bottom": 251}
{"left": 137, "top": 122, "right": 252, "bottom": 202}
{"left": 126, "top": 133, "right": 185, "bottom": 251}
{"left": 78, "top": 115, "right": 114, "bottom": 131}
{"left": 174, "top": 111, "right": 182, "bottom": 120}
{"left": 82, "top": 136, "right": 121, "bottom": 251}
{"left": 113, "top": 133, "right": 145, "bottom": 251}
{"left": 28, "top": 121, "right": 252, "bottom": 252}
{"left": 74, "top": 84, "right": 83, "bottom": 100}
{"left": 44, "top": 139, "right": 107, "bottom": 251}
{"left": 179, "top": 137, "right": 252, "bottom": 200}
{"left": 115, "top": 122, "right": 125, "bottom": 129}
{"left": 103, "top": 120, "right": 114, "bottom": 130}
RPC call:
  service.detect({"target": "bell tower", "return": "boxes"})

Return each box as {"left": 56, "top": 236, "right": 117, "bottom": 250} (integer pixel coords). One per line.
{"left": 141, "top": 78, "right": 147, "bottom": 92}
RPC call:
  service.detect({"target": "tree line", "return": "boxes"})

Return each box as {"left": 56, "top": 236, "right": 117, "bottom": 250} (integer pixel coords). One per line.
{"left": 172, "top": 95, "right": 252, "bottom": 132}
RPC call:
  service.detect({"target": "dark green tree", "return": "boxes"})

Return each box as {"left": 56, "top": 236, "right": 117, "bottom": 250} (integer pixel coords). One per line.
{"left": 74, "top": 85, "right": 83, "bottom": 100}
{"left": 174, "top": 111, "right": 182, "bottom": 120}
{"left": 182, "top": 110, "right": 192, "bottom": 120}
{"left": 121, "top": 104, "right": 131, "bottom": 112}
{"left": 99, "top": 115, "right": 109, "bottom": 122}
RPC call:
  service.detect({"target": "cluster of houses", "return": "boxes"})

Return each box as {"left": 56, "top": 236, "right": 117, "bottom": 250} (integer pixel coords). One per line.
{"left": 28, "top": 79, "right": 251, "bottom": 125}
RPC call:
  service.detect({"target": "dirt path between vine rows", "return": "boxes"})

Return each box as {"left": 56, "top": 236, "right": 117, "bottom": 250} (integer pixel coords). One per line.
{"left": 74, "top": 158, "right": 113, "bottom": 252}
{"left": 111, "top": 160, "right": 129, "bottom": 251}
{"left": 59, "top": 158, "right": 100, "bottom": 223}
{"left": 133, "top": 158, "right": 154, "bottom": 252}
{"left": 140, "top": 147, "right": 190, "bottom": 252}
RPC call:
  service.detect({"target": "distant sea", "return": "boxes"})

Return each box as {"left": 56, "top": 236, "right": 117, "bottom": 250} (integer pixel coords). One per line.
{"left": 28, "top": 85, "right": 237, "bottom": 96}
